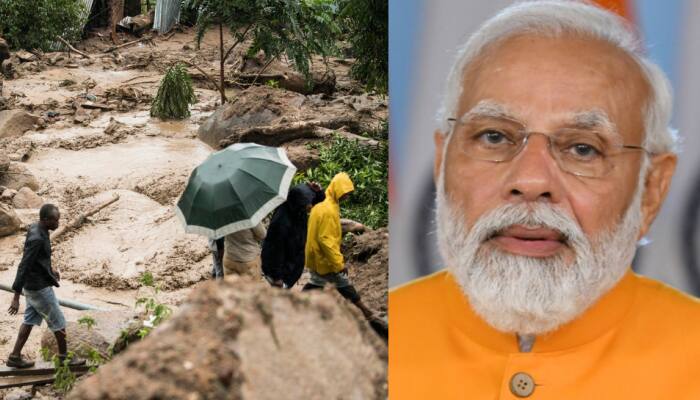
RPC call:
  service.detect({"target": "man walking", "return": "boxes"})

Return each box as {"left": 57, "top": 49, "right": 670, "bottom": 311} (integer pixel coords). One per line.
{"left": 6, "top": 204, "right": 84, "bottom": 368}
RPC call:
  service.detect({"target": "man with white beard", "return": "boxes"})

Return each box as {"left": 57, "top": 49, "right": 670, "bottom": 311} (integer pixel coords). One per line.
{"left": 389, "top": 1, "right": 700, "bottom": 398}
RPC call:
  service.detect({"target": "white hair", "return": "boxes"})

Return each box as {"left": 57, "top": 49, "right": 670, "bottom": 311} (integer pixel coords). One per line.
{"left": 436, "top": 0, "right": 679, "bottom": 154}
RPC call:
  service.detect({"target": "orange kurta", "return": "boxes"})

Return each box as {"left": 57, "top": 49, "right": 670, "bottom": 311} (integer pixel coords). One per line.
{"left": 389, "top": 269, "right": 700, "bottom": 399}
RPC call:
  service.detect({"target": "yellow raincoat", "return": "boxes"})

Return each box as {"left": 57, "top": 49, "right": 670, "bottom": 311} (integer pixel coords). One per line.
{"left": 305, "top": 173, "right": 354, "bottom": 275}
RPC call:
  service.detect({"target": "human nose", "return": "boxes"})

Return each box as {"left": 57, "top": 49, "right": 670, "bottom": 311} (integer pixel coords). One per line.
{"left": 501, "top": 133, "right": 563, "bottom": 203}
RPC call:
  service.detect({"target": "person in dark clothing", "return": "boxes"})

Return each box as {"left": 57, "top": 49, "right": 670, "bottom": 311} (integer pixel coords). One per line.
{"left": 261, "top": 182, "right": 324, "bottom": 288}
{"left": 209, "top": 237, "right": 225, "bottom": 279}
{"left": 6, "top": 204, "right": 85, "bottom": 368}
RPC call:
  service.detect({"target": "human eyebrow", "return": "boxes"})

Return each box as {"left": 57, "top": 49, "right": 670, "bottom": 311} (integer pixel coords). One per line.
{"left": 565, "top": 109, "right": 622, "bottom": 142}
{"left": 452, "top": 100, "right": 524, "bottom": 126}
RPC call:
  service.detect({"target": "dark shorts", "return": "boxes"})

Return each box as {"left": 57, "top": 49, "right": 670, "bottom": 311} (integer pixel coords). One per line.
{"left": 23, "top": 286, "right": 66, "bottom": 332}
{"left": 308, "top": 270, "right": 352, "bottom": 288}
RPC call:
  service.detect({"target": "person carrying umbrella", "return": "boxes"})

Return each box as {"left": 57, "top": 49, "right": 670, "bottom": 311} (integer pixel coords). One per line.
{"left": 176, "top": 143, "right": 296, "bottom": 278}
{"left": 261, "top": 182, "right": 325, "bottom": 288}
{"left": 302, "top": 173, "right": 378, "bottom": 323}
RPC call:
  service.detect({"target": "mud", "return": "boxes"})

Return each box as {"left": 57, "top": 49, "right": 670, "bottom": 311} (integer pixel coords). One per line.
{"left": 0, "top": 24, "right": 387, "bottom": 398}
{"left": 68, "top": 278, "right": 387, "bottom": 400}
{"left": 345, "top": 228, "right": 389, "bottom": 316}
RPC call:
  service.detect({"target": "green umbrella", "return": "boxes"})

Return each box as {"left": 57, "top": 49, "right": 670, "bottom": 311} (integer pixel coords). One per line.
{"left": 175, "top": 143, "right": 296, "bottom": 239}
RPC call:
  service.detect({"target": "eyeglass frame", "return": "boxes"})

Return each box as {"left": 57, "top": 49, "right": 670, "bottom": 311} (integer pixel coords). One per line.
{"left": 445, "top": 117, "right": 651, "bottom": 179}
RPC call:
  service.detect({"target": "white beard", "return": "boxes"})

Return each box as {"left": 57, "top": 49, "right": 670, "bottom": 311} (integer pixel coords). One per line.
{"left": 435, "top": 173, "right": 644, "bottom": 335}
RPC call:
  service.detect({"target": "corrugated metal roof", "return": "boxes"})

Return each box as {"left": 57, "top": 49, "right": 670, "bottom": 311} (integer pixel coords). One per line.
{"left": 153, "top": 0, "right": 181, "bottom": 34}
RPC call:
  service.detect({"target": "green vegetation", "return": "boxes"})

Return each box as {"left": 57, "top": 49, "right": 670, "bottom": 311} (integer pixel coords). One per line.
{"left": 183, "top": 0, "right": 340, "bottom": 103}
{"left": 78, "top": 315, "right": 96, "bottom": 330}
{"left": 150, "top": 63, "right": 197, "bottom": 120}
{"left": 86, "top": 347, "right": 105, "bottom": 373}
{"left": 294, "top": 124, "right": 388, "bottom": 228}
{"left": 135, "top": 270, "right": 172, "bottom": 339}
{"left": 40, "top": 346, "right": 52, "bottom": 362}
{"left": 0, "top": 0, "right": 87, "bottom": 51}
{"left": 340, "top": 0, "right": 387, "bottom": 93}
{"left": 52, "top": 352, "right": 77, "bottom": 393}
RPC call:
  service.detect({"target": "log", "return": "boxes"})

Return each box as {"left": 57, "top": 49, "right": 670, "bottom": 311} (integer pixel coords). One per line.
{"left": 218, "top": 117, "right": 361, "bottom": 148}
{"left": 81, "top": 102, "right": 114, "bottom": 111}
{"left": 50, "top": 193, "right": 120, "bottom": 242}
{"left": 56, "top": 36, "right": 90, "bottom": 59}
{"left": 104, "top": 37, "right": 152, "bottom": 53}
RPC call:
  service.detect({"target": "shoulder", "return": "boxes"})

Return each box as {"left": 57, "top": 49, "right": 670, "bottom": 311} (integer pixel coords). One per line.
{"left": 25, "top": 224, "right": 44, "bottom": 242}
{"left": 633, "top": 273, "right": 700, "bottom": 321}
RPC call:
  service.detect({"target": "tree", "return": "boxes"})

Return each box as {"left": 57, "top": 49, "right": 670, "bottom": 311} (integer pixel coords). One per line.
{"left": 0, "top": 0, "right": 87, "bottom": 51}
{"left": 184, "top": 0, "right": 340, "bottom": 103}
{"left": 339, "top": 0, "right": 387, "bottom": 94}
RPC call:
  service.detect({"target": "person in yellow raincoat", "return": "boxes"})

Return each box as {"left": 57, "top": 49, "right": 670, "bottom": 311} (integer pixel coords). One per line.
{"left": 391, "top": 1, "right": 700, "bottom": 399}
{"left": 302, "top": 172, "right": 377, "bottom": 322}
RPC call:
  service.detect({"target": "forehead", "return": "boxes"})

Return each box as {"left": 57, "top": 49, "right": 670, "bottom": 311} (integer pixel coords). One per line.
{"left": 457, "top": 34, "right": 650, "bottom": 142}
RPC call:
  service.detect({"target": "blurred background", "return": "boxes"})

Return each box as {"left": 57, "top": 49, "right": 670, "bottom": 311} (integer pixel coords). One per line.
{"left": 389, "top": 0, "right": 700, "bottom": 294}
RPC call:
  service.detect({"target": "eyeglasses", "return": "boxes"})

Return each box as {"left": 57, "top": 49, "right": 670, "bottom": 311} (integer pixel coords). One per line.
{"left": 446, "top": 118, "right": 649, "bottom": 178}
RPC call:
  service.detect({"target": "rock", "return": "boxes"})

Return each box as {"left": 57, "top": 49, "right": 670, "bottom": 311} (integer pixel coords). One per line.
{"left": 4, "top": 388, "right": 32, "bottom": 400}
{"left": 68, "top": 278, "right": 387, "bottom": 400}
{"left": 282, "top": 141, "right": 320, "bottom": 171}
{"left": 0, "top": 109, "right": 39, "bottom": 138}
{"left": 0, "top": 151, "right": 9, "bottom": 172}
{"left": 0, "top": 37, "right": 9, "bottom": 62}
{"left": 0, "top": 202, "right": 21, "bottom": 236}
{"left": 41, "top": 311, "right": 138, "bottom": 359}
{"left": 15, "top": 50, "right": 36, "bottom": 62}
{"left": 1, "top": 188, "right": 17, "bottom": 200}
{"left": 197, "top": 87, "right": 302, "bottom": 148}
{"left": 0, "top": 162, "right": 40, "bottom": 191}
{"left": 12, "top": 186, "right": 43, "bottom": 209}
{"left": 2, "top": 59, "right": 16, "bottom": 78}
{"left": 341, "top": 218, "right": 367, "bottom": 234}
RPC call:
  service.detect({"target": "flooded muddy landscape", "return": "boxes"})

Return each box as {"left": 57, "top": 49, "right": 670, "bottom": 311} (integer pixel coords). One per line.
{"left": 0, "top": 14, "right": 387, "bottom": 397}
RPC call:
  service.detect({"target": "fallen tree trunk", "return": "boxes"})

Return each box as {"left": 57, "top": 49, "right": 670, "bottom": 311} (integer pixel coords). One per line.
{"left": 56, "top": 36, "right": 90, "bottom": 59}
{"left": 51, "top": 193, "right": 120, "bottom": 242}
{"left": 104, "top": 37, "right": 152, "bottom": 53}
{"left": 218, "top": 117, "right": 361, "bottom": 148}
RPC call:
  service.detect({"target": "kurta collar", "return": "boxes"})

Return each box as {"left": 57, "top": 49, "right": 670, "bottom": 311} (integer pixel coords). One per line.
{"left": 443, "top": 268, "right": 638, "bottom": 353}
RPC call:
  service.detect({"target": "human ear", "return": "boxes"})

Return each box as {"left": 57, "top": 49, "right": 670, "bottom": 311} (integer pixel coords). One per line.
{"left": 434, "top": 130, "right": 446, "bottom": 183}
{"left": 638, "top": 152, "right": 677, "bottom": 238}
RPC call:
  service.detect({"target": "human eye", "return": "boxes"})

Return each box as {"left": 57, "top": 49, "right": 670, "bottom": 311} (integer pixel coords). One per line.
{"left": 560, "top": 139, "right": 604, "bottom": 162}
{"left": 473, "top": 129, "right": 515, "bottom": 147}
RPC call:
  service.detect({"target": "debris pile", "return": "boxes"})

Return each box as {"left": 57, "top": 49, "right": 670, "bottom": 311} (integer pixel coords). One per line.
{"left": 68, "top": 278, "right": 387, "bottom": 400}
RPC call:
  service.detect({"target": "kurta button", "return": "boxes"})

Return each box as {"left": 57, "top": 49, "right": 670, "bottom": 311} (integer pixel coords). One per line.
{"left": 509, "top": 372, "right": 535, "bottom": 397}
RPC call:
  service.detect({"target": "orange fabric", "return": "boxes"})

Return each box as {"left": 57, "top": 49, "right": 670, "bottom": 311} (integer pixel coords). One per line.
{"left": 593, "top": 0, "right": 633, "bottom": 22}
{"left": 389, "top": 269, "right": 700, "bottom": 399}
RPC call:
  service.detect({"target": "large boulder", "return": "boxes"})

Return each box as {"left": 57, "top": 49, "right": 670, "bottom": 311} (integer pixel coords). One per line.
{"left": 68, "top": 278, "right": 387, "bottom": 400}
{"left": 197, "top": 86, "right": 305, "bottom": 149}
{"left": 0, "top": 110, "right": 39, "bottom": 138}
{"left": 12, "top": 186, "right": 42, "bottom": 209}
{"left": 0, "top": 162, "right": 39, "bottom": 191}
{"left": 0, "top": 202, "right": 21, "bottom": 236}
{"left": 40, "top": 311, "right": 137, "bottom": 359}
